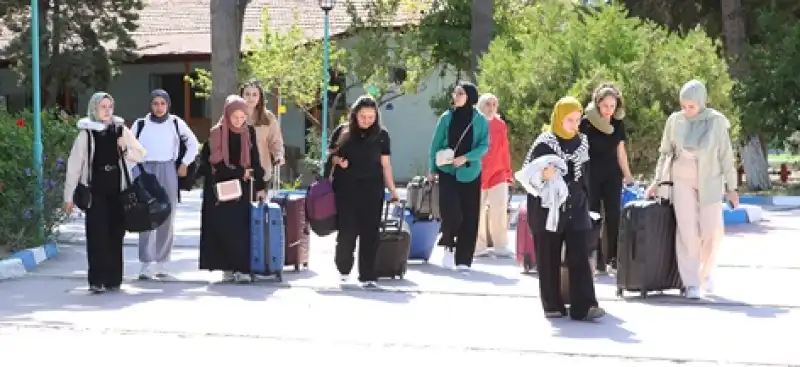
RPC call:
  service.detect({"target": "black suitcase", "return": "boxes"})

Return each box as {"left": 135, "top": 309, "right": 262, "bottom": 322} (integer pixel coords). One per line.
{"left": 374, "top": 200, "right": 411, "bottom": 279}
{"left": 616, "top": 200, "right": 684, "bottom": 298}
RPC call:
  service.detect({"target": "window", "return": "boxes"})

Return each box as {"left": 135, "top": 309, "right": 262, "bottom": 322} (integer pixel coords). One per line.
{"left": 149, "top": 73, "right": 208, "bottom": 119}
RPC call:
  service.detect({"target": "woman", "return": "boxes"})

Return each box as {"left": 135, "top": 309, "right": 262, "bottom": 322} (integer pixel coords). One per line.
{"left": 63, "top": 92, "right": 146, "bottom": 294}
{"left": 647, "top": 80, "right": 738, "bottom": 299}
{"left": 525, "top": 96, "right": 604, "bottom": 321}
{"left": 132, "top": 89, "right": 199, "bottom": 280}
{"left": 474, "top": 93, "right": 513, "bottom": 258}
{"left": 428, "top": 81, "right": 489, "bottom": 270}
{"left": 326, "top": 95, "right": 398, "bottom": 288}
{"left": 198, "top": 95, "right": 266, "bottom": 283}
{"left": 240, "top": 81, "right": 286, "bottom": 187}
{"left": 579, "top": 83, "right": 633, "bottom": 273}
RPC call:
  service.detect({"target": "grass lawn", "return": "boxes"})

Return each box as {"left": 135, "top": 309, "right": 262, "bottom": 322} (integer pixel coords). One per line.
{"left": 768, "top": 153, "right": 800, "bottom": 164}
{"left": 741, "top": 182, "right": 800, "bottom": 196}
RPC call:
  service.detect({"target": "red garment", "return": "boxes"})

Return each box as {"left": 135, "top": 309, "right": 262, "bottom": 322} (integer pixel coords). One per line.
{"left": 481, "top": 116, "right": 512, "bottom": 189}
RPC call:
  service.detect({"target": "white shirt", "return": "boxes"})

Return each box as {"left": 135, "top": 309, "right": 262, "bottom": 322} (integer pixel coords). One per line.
{"left": 131, "top": 114, "right": 200, "bottom": 165}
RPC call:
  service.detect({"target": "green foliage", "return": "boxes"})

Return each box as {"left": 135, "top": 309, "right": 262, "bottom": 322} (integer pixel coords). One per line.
{"left": 0, "top": 110, "right": 77, "bottom": 252}
{"left": 478, "top": 1, "right": 736, "bottom": 174}
{"left": 0, "top": 0, "right": 143, "bottom": 105}
{"left": 416, "top": 0, "right": 471, "bottom": 72}
{"left": 734, "top": 9, "right": 800, "bottom": 142}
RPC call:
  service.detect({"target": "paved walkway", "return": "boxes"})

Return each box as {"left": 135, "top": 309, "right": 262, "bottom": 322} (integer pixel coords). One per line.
{"left": 1, "top": 190, "right": 798, "bottom": 365}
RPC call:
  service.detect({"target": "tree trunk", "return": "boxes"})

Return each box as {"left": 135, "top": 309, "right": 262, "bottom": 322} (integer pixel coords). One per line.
{"left": 469, "top": 0, "right": 493, "bottom": 83}
{"left": 210, "top": 0, "right": 243, "bottom": 122}
{"left": 720, "top": 0, "right": 747, "bottom": 78}
{"left": 741, "top": 135, "right": 772, "bottom": 190}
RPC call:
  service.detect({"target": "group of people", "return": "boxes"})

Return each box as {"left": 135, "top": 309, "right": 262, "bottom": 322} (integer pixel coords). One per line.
{"left": 61, "top": 76, "right": 736, "bottom": 324}
{"left": 62, "top": 81, "right": 288, "bottom": 292}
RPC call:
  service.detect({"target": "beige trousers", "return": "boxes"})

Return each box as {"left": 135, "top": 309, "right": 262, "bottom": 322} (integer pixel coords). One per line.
{"left": 672, "top": 150, "right": 723, "bottom": 288}
{"left": 476, "top": 182, "right": 510, "bottom": 253}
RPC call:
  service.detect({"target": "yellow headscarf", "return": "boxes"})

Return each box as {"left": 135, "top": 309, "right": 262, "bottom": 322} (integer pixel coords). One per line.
{"left": 550, "top": 96, "right": 583, "bottom": 139}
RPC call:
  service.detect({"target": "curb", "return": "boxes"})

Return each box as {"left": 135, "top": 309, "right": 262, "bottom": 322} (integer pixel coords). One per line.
{"left": 0, "top": 243, "right": 59, "bottom": 280}
{"left": 724, "top": 203, "right": 765, "bottom": 225}
{"left": 740, "top": 195, "right": 800, "bottom": 206}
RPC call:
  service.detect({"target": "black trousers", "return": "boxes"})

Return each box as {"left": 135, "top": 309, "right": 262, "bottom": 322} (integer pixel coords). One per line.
{"left": 85, "top": 190, "right": 126, "bottom": 288}
{"left": 589, "top": 174, "right": 622, "bottom": 268}
{"left": 334, "top": 179, "right": 384, "bottom": 282}
{"left": 532, "top": 229, "right": 599, "bottom": 319}
{"left": 438, "top": 173, "right": 481, "bottom": 266}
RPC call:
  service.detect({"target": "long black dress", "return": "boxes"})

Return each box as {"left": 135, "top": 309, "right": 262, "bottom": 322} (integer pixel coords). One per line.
{"left": 198, "top": 126, "right": 265, "bottom": 272}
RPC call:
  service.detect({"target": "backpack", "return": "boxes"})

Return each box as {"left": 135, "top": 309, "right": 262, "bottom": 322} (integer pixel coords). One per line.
{"left": 135, "top": 117, "right": 198, "bottom": 192}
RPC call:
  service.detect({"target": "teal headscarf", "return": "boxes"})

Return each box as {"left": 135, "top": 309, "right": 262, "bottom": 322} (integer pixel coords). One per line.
{"left": 87, "top": 92, "right": 114, "bottom": 122}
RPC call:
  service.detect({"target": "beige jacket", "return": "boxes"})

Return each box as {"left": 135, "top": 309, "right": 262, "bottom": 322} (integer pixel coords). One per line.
{"left": 652, "top": 110, "right": 737, "bottom": 205}
{"left": 63, "top": 117, "right": 147, "bottom": 203}
{"left": 251, "top": 110, "right": 285, "bottom": 182}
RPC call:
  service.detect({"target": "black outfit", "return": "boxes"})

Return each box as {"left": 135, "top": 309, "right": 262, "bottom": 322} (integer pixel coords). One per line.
{"left": 437, "top": 83, "right": 482, "bottom": 267}
{"left": 198, "top": 126, "right": 265, "bottom": 273}
{"left": 580, "top": 118, "right": 626, "bottom": 270}
{"left": 84, "top": 128, "right": 126, "bottom": 290}
{"left": 325, "top": 124, "right": 391, "bottom": 282}
{"left": 526, "top": 134, "right": 598, "bottom": 320}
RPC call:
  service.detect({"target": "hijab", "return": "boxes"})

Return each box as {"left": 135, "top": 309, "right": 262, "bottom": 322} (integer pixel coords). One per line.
{"left": 551, "top": 96, "right": 583, "bottom": 140}
{"left": 679, "top": 80, "right": 717, "bottom": 150}
{"left": 451, "top": 81, "right": 479, "bottom": 126}
{"left": 209, "top": 95, "right": 252, "bottom": 170}
{"left": 87, "top": 92, "right": 114, "bottom": 123}
{"left": 149, "top": 89, "right": 171, "bottom": 123}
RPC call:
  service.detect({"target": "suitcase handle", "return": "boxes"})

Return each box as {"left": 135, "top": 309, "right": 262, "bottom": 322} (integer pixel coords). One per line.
{"left": 382, "top": 199, "right": 407, "bottom": 231}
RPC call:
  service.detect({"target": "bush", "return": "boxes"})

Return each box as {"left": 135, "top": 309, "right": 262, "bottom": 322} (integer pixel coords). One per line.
{"left": 477, "top": 1, "right": 736, "bottom": 175}
{"left": 0, "top": 109, "right": 77, "bottom": 253}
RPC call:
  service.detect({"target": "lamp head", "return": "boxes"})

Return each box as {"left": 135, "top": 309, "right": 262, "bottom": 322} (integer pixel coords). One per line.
{"left": 319, "top": 0, "right": 336, "bottom": 11}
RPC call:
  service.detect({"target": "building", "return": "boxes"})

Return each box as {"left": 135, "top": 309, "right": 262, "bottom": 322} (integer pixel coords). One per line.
{"left": 0, "top": 0, "right": 456, "bottom": 182}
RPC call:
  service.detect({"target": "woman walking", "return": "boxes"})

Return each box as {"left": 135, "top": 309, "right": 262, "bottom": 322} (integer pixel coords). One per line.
{"left": 428, "top": 81, "right": 489, "bottom": 270}
{"left": 240, "top": 81, "right": 285, "bottom": 187}
{"left": 132, "top": 89, "right": 199, "bottom": 279}
{"left": 647, "top": 80, "right": 738, "bottom": 299}
{"left": 474, "top": 93, "right": 513, "bottom": 258}
{"left": 326, "top": 95, "right": 398, "bottom": 287}
{"left": 63, "top": 92, "right": 146, "bottom": 293}
{"left": 198, "top": 95, "right": 266, "bottom": 283}
{"left": 525, "top": 96, "right": 604, "bottom": 321}
{"left": 579, "top": 83, "right": 633, "bottom": 272}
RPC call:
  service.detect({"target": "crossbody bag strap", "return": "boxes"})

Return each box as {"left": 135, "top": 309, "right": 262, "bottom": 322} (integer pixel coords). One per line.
{"left": 452, "top": 121, "right": 474, "bottom": 152}
{"left": 85, "top": 130, "right": 93, "bottom": 185}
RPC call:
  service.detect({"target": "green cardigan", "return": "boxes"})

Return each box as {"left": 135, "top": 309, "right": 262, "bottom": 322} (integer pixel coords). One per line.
{"left": 428, "top": 109, "right": 490, "bottom": 182}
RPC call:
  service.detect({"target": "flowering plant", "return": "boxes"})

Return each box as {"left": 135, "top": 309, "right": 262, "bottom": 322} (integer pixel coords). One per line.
{"left": 0, "top": 109, "right": 78, "bottom": 252}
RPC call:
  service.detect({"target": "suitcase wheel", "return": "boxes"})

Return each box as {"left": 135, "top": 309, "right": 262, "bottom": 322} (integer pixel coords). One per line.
{"left": 275, "top": 272, "right": 283, "bottom": 282}
{"left": 522, "top": 253, "right": 533, "bottom": 274}
{"left": 640, "top": 290, "right": 648, "bottom": 299}
{"left": 294, "top": 264, "right": 300, "bottom": 272}
{"left": 615, "top": 287, "right": 623, "bottom": 298}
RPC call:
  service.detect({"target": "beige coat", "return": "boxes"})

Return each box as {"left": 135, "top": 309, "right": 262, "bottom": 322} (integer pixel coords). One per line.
{"left": 63, "top": 117, "right": 147, "bottom": 203}
{"left": 652, "top": 110, "right": 737, "bottom": 205}
{"left": 251, "top": 110, "right": 285, "bottom": 182}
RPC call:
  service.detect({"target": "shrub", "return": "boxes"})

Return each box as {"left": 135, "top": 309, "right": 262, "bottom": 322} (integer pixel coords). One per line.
{"left": 477, "top": 1, "right": 736, "bottom": 175}
{"left": 0, "top": 109, "right": 78, "bottom": 252}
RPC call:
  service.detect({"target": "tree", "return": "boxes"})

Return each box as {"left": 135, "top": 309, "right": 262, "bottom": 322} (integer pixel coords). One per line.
{"left": 478, "top": 1, "right": 736, "bottom": 174}
{"left": 0, "top": 0, "right": 143, "bottom": 109}
{"left": 469, "top": 0, "right": 493, "bottom": 82}
{"left": 209, "top": 0, "right": 250, "bottom": 122}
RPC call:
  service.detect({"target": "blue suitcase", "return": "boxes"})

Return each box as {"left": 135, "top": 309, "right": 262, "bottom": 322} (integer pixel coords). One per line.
{"left": 393, "top": 206, "right": 439, "bottom": 262}
{"left": 250, "top": 200, "right": 285, "bottom": 282}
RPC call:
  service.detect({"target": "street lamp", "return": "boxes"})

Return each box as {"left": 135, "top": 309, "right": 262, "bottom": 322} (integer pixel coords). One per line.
{"left": 318, "top": 0, "right": 336, "bottom": 169}
{"left": 31, "top": 0, "right": 44, "bottom": 235}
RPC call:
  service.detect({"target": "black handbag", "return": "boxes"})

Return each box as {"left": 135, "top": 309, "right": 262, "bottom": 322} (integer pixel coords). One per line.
{"left": 73, "top": 130, "right": 93, "bottom": 211}
{"left": 119, "top": 156, "right": 173, "bottom": 233}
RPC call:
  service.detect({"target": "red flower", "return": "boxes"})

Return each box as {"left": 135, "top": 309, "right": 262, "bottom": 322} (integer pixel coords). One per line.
{"left": 0, "top": 183, "right": 5, "bottom": 192}
{"left": 16, "top": 118, "right": 24, "bottom": 127}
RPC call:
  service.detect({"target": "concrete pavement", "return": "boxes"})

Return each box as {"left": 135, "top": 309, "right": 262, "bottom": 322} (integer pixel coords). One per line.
{"left": 1, "top": 189, "right": 798, "bottom": 365}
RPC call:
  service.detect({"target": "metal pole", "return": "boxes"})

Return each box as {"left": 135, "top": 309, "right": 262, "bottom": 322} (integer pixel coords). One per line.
{"left": 31, "top": 0, "right": 44, "bottom": 236}
{"left": 320, "top": 9, "right": 330, "bottom": 169}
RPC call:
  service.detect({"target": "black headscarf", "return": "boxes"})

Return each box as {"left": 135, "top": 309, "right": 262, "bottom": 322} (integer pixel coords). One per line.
{"left": 448, "top": 81, "right": 479, "bottom": 155}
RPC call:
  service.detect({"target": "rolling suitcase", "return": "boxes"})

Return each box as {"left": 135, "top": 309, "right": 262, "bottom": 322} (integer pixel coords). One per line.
{"left": 375, "top": 200, "right": 412, "bottom": 279}
{"left": 406, "top": 176, "right": 440, "bottom": 220}
{"left": 616, "top": 199, "right": 683, "bottom": 298}
{"left": 393, "top": 206, "right": 439, "bottom": 262}
{"left": 515, "top": 205, "right": 536, "bottom": 273}
{"left": 271, "top": 192, "right": 310, "bottom": 271}
{"left": 249, "top": 177, "right": 285, "bottom": 282}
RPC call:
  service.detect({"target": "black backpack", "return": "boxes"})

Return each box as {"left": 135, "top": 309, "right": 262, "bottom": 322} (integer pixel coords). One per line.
{"left": 135, "top": 117, "right": 198, "bottom": 192}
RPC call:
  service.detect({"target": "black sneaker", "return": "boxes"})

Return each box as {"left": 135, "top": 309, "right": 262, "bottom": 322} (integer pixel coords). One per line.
{"left": 104, "top": 285, "right": 121, "bottom": 292}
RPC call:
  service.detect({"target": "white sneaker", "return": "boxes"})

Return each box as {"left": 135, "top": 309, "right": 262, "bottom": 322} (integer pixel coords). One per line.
{"left": 222, "top": 271, "right": 235, "bottom": 282}
{"left": 441, "top": 250, "right": 455, "bottom": 269}
{"left": 685, "top": 286, "right": 702, "bottom": 299}
{"left": 339, "top": 274, "right": 350, "bottom": 282}
{"left": 138, "top": 263, "right": 153, "bottom": 280}
{"left": 455, "top": 264, "right": 470, "bottom": 272}
{"left": 703, "top": 277, "right": 715, "bottom": 294}
{"left": 361, "top": 281, "right": 378, "bottom": 288}
{"left": 474, "top": 249, "right": 492, "bottom": 258}
{"left": 493, "top": 247, "right": 514, "bottom": 258}
{"left": 153, "top": 262, "right": 168, "bottom": 278}
{"left": 234, "top": 272, "right": 252, "bottom": 283}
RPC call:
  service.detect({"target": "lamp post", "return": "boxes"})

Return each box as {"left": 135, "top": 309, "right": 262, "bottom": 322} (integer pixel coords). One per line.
{"left": 318, "top": 0, "right": 336, "bottom": 169}
{"left": 31, "top": 0, "right": 44, "bottom": 235}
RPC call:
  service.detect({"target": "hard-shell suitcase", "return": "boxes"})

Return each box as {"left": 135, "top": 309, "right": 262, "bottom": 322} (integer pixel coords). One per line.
{"left": 406, "top": 176, "right": 440, "bottom": 220}
{"left": 271, "top": 192, "right": 310, "bottom": 271}
{"left": 393, "top": 206, "right": 439, "bottom": 262}
{"left": 616, "top": 200, "right": 683, "bottom": 298}
{"left": 515, "top": 205, "right": 536, "bottom": 273}
{"left": 375, "top": 200, "right": 412, "bottom": 279}
{"left": 249, "top": 176, "right": 285, "bottom": 282}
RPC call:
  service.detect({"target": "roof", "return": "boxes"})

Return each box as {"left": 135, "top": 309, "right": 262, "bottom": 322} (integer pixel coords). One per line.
{"left": 0, "top": 0, "right": 420, "bottom": 58}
